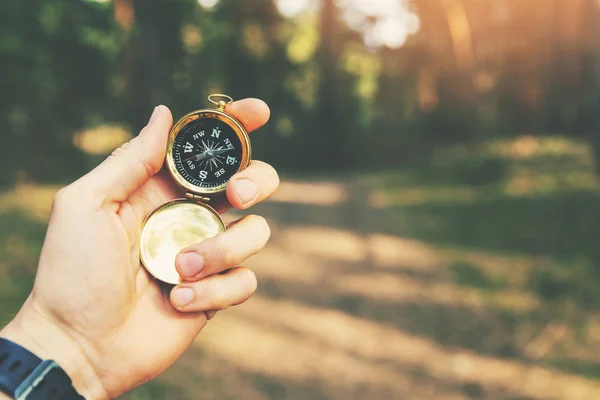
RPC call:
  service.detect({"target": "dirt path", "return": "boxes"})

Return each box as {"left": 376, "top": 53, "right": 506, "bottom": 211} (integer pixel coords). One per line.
{"left": 135, "top": 179, "right": 600, "bottom": 400}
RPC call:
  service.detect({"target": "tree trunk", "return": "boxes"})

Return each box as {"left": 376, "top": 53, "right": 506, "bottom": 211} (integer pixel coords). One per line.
{"left": 130, "top": 0, "right": 163, "bottom": 131}
{"left": 315, "top": 0, "right": 345, "bottom": 169}
{"left": 578, "top": 1, "right": 600, "bottom": 173}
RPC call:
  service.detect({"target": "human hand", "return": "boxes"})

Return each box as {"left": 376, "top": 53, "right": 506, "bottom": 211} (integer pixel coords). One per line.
{"left": 0, "top": 99, "right": 278, "bottom": 399}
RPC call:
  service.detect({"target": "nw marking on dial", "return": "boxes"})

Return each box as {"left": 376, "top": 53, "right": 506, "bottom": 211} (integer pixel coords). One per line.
{"left": 173, "top": 117, "right": 243, "bottom": 189}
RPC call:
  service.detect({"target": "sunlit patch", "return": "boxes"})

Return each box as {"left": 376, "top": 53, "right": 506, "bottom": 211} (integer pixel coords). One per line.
{"left": 486, "top": 136, "right": 591, "bottom": 161}
{"left": 491, "top": 290, "right": 540, "bottom": 314}
{"left": 276, "top": 0, "right": 419, "bottom": 49}
{"left": 278, "top": 226, "right": 366, "bottom": 263}
{"left": 524, "top": 323, "right": 572, "bottom": 361}
{"left": 73, "top": 124, "right": 132, "bottom": 155}
{"left": 340, "top": 0, "right": 420, "bottom": 49}
{"left": 473, "top": 71, "right": 496, "bottom": 93}
{"left": 242, "top": 23, "right": 269, "bottom": 59}
{"left": 284, "top": 66, "right": 318, "bottom": 107}
{"left": 371, "top": 186, "right": 477, "bottom": 208}
{"left": 275, "top": 115, "right": 294, "bottom": 137}
{"left": 5, "top": 172, "right": 600, "bottom": 398}
{"left": 367, "top": 234, "right": 441, "bottom": 270}
{"left": 251, "top": 227, "right": 541, "bottom": 313}
{"left": 585, "top": 316, "right": 600, "bottom": 344}
{"left": 181, "top": 24, "right": 203, "bottom": 53}
{"left": 0, "top": 184, "right": 60, "bottom": 222}
{"left": 268, "top": 180, "right": 348, "bottom": 206}
{"left": 276, "top": 0, "right": 315, "bottom": 18}
{"left": 366, "top": 14, "right": 419, "bottom": 49}
{"left": 197, "top": 0, "right": 219, "bottom": 10}
{"left": 286, "top": 14, "right": 319, "bottom": 63}
{"left": 197, "top": 296, "right": 600, "bottom": 400}
{"left": 504, "top": 175, "right": 535, "bottom": 196}
{"left": 342, "top": 47, "right": 381, "bottom": 100}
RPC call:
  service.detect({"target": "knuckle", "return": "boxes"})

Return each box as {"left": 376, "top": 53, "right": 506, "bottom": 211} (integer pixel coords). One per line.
{"left": 216, "top": 240, "right": 236, "bottom": 268}
{"left": 210, "top": 280, "right": 230, "bottom": 310}
{"left": 242, "top": 268, "right": 258, "bottom": 295}
{"left": 110, "top": 146, "right": 124, "bottom": 158}
{"left": 110, "top": 138, "right": 135, "bottom": 157}
{"left": 52, "top": 186, "right": 74, "bottom": 211}
{"left": 110, "top": 137, "right": 156, "bottom": 178}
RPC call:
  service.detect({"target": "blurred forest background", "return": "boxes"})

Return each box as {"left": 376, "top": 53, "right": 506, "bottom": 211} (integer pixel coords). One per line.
{"left": 3, "top": 0, "right": 600, "bottom": 399}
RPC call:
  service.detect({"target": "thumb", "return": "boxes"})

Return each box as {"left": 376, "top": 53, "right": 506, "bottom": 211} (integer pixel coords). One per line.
{"left": 79, "top": 105, "right": 173, "bottom": 204}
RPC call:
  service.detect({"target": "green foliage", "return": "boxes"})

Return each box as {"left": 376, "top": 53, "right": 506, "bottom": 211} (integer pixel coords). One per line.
{"left": 374, "top": 136, "right": 600, "bottom": 312}
{"left": 0, "top": 0, "right": 115, "bottom": 184}
{"left": 450, "top": 261, "right": 505, "bottom": 291}
{"left": 414, "top": 155, "right": 509, "bottom": 187}
{"left": 395, "top": 189, "right": 600, "bottom": 259}
{"left": 3, "top": 1, "right": 600, "bottom": 395}
{"left": 1, "top": 0, "right": 600, "bottom": 179}
{"left": 122, "top": 379, "right": 190, "bottom": 400}
{"left": 0, "top": 211, "right": 46, "bottom": 324}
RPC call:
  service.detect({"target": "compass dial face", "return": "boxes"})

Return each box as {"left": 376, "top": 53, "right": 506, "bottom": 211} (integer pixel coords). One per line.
{"left": 171, "top": 116, "right": 245, "bottom": 190}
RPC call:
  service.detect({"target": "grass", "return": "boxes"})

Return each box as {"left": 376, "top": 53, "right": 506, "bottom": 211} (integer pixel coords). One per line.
{"left": 365, "top": 135, "right": 600, "bottom": 379}
{"left": 0, "top": 210, "right": 47, "bottom": 325}
{"left": 2, "top": 134, "right": 600, "bottom": 398}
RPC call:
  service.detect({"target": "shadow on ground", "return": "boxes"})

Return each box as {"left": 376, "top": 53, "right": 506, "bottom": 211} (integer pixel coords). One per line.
{"left": 3, "top": 139, "right": 600, "bottom": 399}
{"left": 137, "top": 162, "right": 600, "bottom": 400}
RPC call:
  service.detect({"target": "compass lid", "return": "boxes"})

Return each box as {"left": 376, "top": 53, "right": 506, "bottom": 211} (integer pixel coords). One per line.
{"left": 139, "top": 200, "right": 225, "bottom": 285}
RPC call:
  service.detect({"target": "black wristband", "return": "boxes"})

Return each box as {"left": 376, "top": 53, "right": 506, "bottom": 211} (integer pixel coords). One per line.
{"left": 0, "top": 338, "right": 84, "bottom": 399}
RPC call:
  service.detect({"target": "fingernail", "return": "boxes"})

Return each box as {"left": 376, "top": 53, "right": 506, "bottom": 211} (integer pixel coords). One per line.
{"left": 176, "top": 252, "right": 204, "bottom": 278}
{"left": 235, "top": 179, "right": 258, "bottom": 205}
{"left": 148, "top": 106, "right": 160, "bottom": 124}
{"left": 172, "top": 287, "right": 194, "bottom": 308}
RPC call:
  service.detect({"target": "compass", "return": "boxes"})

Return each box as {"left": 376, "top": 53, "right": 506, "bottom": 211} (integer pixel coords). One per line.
{"left": 140, "top": 94, "right": 251, "bottom": 284}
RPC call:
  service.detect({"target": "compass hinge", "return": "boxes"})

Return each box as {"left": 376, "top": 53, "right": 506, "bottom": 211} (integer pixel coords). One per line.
{"left": 185, "top": 193, "right": 210, "bottom": 204}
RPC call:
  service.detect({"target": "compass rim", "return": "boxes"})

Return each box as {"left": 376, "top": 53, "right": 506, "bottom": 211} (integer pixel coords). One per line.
{"left": 165, "top": 108, "right": 251, "bottom": 196}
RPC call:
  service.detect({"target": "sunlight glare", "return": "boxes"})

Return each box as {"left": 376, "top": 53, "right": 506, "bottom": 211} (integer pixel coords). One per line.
{"left": 375, "top": 18, "right": 408, "bottom": 49}
{"left": 276, "top": 0, "right": 315, "bottom": 18}
{"left": 197, "top": 0, "right": 219, "bottom": 10}
{"left": 341, "top": 0, "right": 420, "bottom": 49}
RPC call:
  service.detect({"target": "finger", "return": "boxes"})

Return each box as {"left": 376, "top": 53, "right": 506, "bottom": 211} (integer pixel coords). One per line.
{"left": 170, "top": 267, "right": 257, "bottom": 312}
{"left": 77, "top": 105, "right": 173, "bottom": 204}
{"left": 203, "top": 99, "right": 272, "bottom": 214}
{"left": 225, "top": 160, "right": 280, "bottom": 210}
{"left": 226, "top": 98, "right": 270, "bottom": 133}
{"left": 175, "top": 214, "right": 270, "bottom": 281}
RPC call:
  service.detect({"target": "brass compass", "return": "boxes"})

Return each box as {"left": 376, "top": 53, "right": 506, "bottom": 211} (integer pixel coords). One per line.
{"left": 139, "top": 94, "right": 251, "bottom": 284}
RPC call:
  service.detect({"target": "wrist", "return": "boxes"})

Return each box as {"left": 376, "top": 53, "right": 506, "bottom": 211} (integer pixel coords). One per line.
{"left": 1, "top": 298, "right": 108, "bottom": 399}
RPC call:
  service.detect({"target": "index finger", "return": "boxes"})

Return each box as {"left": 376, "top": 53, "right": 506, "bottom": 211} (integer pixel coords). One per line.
{"left": 226, "top": 98, "right": 270, "bottom": 133}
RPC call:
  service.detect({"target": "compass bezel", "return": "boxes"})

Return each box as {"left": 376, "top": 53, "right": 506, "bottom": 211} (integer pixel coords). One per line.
{"left": 166, "top": 108, "right": 251, "bottom": 196}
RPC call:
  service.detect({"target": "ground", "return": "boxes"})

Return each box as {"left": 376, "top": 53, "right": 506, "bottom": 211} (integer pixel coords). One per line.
{"left": 2, "top": 136, "right": 600, "bottom": 399}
